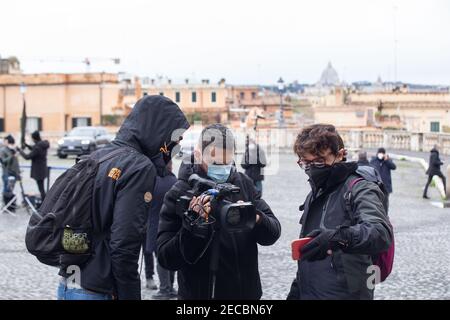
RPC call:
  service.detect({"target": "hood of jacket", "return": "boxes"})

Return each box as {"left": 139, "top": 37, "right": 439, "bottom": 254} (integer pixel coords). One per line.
{"left": 114, "top": 95, "right": 190, "bottom": 159}
{"left": 431, "top": 147, "right": 439, "bottom": 155}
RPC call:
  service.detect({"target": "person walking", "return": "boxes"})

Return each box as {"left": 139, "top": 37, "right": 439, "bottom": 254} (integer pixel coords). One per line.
{"left": 423, "top": 145, "right": 446, "bottom": 199}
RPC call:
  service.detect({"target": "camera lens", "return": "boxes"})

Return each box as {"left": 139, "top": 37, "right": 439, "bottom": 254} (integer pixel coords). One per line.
{"left": 226, "top": 207, "right": 241, "bottom": 226}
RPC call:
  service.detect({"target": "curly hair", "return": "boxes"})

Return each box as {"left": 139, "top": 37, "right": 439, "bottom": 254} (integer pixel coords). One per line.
{"left": 293, "top": 124, "right": 344, "bottom": 158}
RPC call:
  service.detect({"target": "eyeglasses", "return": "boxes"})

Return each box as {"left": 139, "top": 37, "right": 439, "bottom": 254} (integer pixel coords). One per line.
{"left": 297, "top": 153, "right": 339, "bottom": 170}
{"left": 297, "top": 158, "right": 327, "bottom": 170}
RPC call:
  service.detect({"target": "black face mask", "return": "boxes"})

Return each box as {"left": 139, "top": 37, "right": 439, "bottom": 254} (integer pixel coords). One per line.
{"left": 305, "top": 165, "right": 333, "bottom": 190}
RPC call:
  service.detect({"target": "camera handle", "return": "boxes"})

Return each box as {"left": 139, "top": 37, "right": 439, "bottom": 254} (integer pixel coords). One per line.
{"left": 208, "top": 230, "right": 221, "bottom": 299}
{"left": 208, "top": 196, "right": 222, "bottom": 300}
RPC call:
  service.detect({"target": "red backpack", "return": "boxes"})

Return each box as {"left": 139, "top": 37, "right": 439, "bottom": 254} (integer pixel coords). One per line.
{"left": 344, "top": 175, "right": 395, "bottom": 282}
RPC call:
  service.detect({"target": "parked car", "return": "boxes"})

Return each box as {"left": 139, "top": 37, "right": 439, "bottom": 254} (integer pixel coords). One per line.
{"left": 57, "top": 126, "right": 112, "bottom": 159}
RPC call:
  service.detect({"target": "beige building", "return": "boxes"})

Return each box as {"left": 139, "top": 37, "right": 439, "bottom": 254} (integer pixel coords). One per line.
{"left": 313, "top": 88, "right": 450, "bottom": 133}
{"left": 227, "top": 85, "right": 294, "bottom": 128}
{"left": 0, "top": 72, "right": 135, "bottom": 135}
{"left": 141, "top": 77, "right": 228, "bottom": 123}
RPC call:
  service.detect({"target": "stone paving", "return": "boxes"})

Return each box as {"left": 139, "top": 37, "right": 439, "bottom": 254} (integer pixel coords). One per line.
{"left": 0, "top": 153, "right": 449, "bottom": 299}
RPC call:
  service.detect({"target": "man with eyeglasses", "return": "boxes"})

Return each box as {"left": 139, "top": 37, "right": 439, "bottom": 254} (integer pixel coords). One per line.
{"left": 287, "top": 124, "right": 393, "bottom": 300}
{"left": 157, "top": 123, "right": 281, "bottom": 299}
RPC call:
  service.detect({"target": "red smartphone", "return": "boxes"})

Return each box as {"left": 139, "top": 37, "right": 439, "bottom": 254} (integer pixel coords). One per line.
{"left": 291, "top": 237, "right": 313, "bottom": 260}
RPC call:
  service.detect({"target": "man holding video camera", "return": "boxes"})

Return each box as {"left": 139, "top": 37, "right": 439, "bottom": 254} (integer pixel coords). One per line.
{"left": 157, "top": 123, "right": 281, "bottom": 300}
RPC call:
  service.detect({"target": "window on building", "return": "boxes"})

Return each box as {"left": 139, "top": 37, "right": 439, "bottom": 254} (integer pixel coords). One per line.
{"left": 25, "top": 117, "right": 43, "bottom": 133}
{"left": 251, "top": 92, "right": 256, "bottom": 99}
{"left": 72, "top": 117, "right": 92, "bottom": 129}
{"left": 192, "top": 92, "right": 197, "bottom": 103}
{"left": 0, "top": 118, "right": 4, "bottom": 132}
{"left": 240, "top": 92, "right": 245, "bottom": 100}
{"left": 211, "top": 91, "right": 217, "bottom": 103}
{"left": 430, "top": 121, "right": 440, "bottom": 132}
{"left": 175, "top": 91, "right": 181, "bottom": 102}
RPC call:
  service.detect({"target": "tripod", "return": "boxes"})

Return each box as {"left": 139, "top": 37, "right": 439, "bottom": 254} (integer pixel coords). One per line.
{"left": 0, "top": 175, "right": 39, "bottom": 216}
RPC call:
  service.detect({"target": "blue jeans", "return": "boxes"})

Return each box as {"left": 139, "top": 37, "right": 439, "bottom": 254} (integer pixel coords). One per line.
{"left": 2, "top": 173, "right": 8, "bottom": 194}
{"left": 57, "top": 282, "right": 112, "bottom": 300}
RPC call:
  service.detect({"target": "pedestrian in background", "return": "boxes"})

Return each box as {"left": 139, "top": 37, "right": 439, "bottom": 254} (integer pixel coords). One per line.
{"left": 0, "top": 135, "right": 18, "bottom": 194}
{"left": 357, "top": 151, "right": 370, "bottom": 167}
{"left": 144, "top": 158, "right": 178, "bottom": 299}
{"left": 423, "top": 145, "right": 446, "bottom": 199}
{"left": 0, "top": 135, "right": 21, "bottom": 209}
{"left": 241, "top": 135, "right": 266, "bottom": 195}
{"left": 17, "top": 131, "right": 49, "bottom": 201}
{"left": 370, "top": 148, "right": 396, "bottom": 200}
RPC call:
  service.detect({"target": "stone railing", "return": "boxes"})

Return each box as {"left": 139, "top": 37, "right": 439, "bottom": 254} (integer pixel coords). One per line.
{"left": 10, "top": 128, "right": 450, "bottom": 156}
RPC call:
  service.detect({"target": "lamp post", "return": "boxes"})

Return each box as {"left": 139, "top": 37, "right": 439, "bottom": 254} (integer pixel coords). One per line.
{"left": 277, "top": 77, "right": 285, "bottom": 128}
{"left": 20, "top": 83, "right": 27, "bottom": 148}
{"left": 99, "top": 73, "right": 104, "bottom": 126}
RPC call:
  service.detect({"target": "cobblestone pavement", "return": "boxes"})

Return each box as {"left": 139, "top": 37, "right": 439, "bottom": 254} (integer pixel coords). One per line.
{"left": 0, "top": 154, "right": 449, "bottom": 299}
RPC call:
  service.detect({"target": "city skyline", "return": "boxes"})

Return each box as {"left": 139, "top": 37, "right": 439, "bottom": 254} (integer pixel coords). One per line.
{"left": 1, "top": 0, "right": 449, "bottom": 85}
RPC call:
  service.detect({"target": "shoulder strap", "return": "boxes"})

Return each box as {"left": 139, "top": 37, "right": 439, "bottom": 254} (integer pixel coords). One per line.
{"left": 98, "top": 147, "right": 130, "bottom": 164}
{"left": 343, "top": 177, "right": 365, "bottom": 224}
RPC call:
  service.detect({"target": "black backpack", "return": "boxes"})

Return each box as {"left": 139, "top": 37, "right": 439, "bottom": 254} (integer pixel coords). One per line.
{"left": 25, "top": 147, "right": 125, "bottom": 268}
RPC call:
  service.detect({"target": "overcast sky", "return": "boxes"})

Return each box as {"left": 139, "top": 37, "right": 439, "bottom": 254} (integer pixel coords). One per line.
{"left": 1, "top": 0, "right": 449, "bottom": 85}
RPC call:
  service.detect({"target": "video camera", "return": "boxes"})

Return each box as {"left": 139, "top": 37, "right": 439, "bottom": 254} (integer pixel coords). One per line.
{"left": 176, "top": 174, "right": 256, "bottom": 233}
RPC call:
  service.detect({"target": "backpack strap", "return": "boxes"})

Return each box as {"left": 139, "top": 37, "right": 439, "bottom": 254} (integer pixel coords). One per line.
{"left": 343, "top": 177, "right": 365, "bottom": 225}
{"left": 98, "top": 147, "right": 130, "bottom": 164}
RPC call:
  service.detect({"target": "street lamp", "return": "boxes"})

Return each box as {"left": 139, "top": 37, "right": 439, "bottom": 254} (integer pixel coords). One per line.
{"left": 19, "top": 83, "right": 27, "bottom": 148}
{"left": 277, "top": 77, "right": 285, "bottom": 128}
{"left": 99, "top": 73, "right": 105, "bottom": 126}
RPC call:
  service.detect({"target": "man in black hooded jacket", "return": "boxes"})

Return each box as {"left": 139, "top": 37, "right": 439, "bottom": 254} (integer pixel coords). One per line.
{"left": 157, "top": 124, "right": 281, "bottom": 299}
{"left": 57, "top": 95, "right": 189, "bottom": 300}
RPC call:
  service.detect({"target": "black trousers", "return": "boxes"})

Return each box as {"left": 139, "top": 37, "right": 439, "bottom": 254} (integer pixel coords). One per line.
{"left": 141, "top": 232, "right": 155, "bottom": 279}
{"left": 36, "top": 179, "right": 46, "bottom": 200}
{"left": 423, "top": 172, "right": 446, "bottom": 197}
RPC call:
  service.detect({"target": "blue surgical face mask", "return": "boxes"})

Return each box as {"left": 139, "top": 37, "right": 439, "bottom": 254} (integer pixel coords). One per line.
{"left": 207, "top": 164, "right": 233, "bottom": 183}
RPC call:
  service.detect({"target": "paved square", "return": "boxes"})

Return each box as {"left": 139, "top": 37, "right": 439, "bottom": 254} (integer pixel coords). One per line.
{"left": 1, "top": 153, "right": 449, "bottom": 299}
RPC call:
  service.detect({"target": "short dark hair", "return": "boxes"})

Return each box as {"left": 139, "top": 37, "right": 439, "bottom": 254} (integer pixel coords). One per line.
{"left": 31, "top": 130, "right": 41, "bottom": 141}
{"left": 294, "top": 124, "right": 343, "bottom": 157}
{"left": 377, "top": 147, "right": 386, "bottom": 154}
{"left": 4, "top": 134, "right": 15, "bottom": 145}
{"left": 200, "top": 123, "right": 235, "bottom": 152}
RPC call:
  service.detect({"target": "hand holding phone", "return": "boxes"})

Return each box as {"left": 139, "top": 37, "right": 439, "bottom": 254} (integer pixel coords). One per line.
{"left": 291, "top": 237, "right": 313, "bottom": 260}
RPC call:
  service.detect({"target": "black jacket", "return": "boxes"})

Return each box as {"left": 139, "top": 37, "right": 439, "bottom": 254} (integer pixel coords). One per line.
{"left": 19, "top": 140, "right": 50, "bottom": 180}
{"left": 60, "top": 95, "right": 189, "bottom": 300}
{"left": 288, "top": 162, "right": 393, "bottom": 300}
{"left": 157, "top": 160, "right": 281, "bottom": 299}
{"left": 369, "top": 157, "right": 396, "bottom": 193}
{"left": 426, "top": 148, "right": 444, "bottom": 176}
{"left": 241, "top": 144, "right": 266, "bottom": 182}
